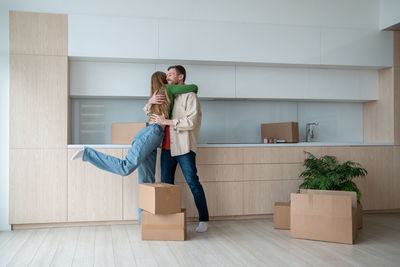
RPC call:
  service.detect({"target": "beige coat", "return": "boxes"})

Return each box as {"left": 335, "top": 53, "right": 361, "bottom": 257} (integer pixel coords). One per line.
{"left": 169, "top": 92, "right": 202, "bottom": 156}
{"left": 144, "top": 92, "right": 202, "bottom": 157}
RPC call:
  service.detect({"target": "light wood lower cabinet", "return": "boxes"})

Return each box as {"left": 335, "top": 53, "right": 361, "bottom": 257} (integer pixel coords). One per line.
{"left": 122, "top": 170, "right": 139, "bottom": 220}
{"left": 12, "top": 146, "right": 397, "bottom": 226}
{"left": 176, "top": 164, "right": 243, "bottom": 183}
{"left": 243, "top": 180, "right": 303, "bottom": 215}
{"left": 67, "top": 149, "right": 123, "bottom": 222}
{"left": 243, "top": 163, "right": 303, "bottom": 181}
{"left": 327, "top": 146, "right": 395, "bottom": 210}
{"left": 9, "top": 149, "right": 67, "bottom": 224}
{"left": 196, "top": 148, "right": 243, "bottom": 164}
{"left": 177, "top": 181, "right": 244, "bottom": 218}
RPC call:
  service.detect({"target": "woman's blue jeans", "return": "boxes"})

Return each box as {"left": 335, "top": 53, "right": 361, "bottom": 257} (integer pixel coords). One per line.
{"left": 82, "top": 124, "right": 164, "bottom": 223}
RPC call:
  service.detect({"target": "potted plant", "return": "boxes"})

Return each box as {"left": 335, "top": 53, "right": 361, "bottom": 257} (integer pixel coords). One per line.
{"left": 299, "top": 151, "right": 367, "bottom": 202}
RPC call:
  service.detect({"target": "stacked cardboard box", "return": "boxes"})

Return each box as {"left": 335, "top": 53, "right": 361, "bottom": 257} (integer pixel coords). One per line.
{"left": 273, "top": 189, "right": 363, "bottom": 244}
{"left": 138, "top": 183, "right": 186, "bottom": 241}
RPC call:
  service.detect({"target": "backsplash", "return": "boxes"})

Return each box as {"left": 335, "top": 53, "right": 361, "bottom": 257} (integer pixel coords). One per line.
{"left": 70, "top": 98, "right": 363, "bottom": 144}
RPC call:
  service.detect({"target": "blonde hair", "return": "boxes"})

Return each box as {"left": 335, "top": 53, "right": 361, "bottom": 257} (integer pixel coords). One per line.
{"left": 149, "top": 71, "right": 170, "bottom": 118}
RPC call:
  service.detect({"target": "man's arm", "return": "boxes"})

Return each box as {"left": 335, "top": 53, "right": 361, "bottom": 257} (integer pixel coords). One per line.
{"left": 151, "top": 93, "right": 199, "bottom": 132}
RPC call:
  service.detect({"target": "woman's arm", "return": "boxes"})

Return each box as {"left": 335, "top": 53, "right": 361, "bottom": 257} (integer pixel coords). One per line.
{"left": 143, "top": 92, "right": 167, "bottom": 115}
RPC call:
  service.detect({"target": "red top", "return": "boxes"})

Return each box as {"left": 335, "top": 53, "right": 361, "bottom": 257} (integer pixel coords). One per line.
{"left": 162, "top": 125, "right": 171, "bottom": 150}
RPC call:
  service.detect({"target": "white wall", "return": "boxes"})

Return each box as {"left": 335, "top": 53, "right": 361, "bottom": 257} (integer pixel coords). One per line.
{"left": 0, "top": 0, "right": 385, "bottom": 231}
{"left": 0, "top": 7, "right": 10, "bottom": 231}
{"left": 379, "top": 0, "right": 400, "bottom": 29}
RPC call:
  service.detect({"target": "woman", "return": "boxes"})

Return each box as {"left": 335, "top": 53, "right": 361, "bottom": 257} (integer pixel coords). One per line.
{"left": 71, "top": 71, "right": 197, "bottom": 181}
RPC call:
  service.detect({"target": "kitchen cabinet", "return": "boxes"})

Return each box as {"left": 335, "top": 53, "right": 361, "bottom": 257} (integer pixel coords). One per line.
{"left": 9, "top": 149, "right": 67, "bottom": 224}
{"left": 326, "top": 146, "right": 395, "bottom": 210}
{"left": 10, "top": 11, "right": 67, "bottom": 56}
{"left": 155, "top": 64, "right": 236, "bottom": 98}
{"left": 176, "top": 164, "right": 243, "bottom": 183}
{"left": 321, "top": 28, "right": 393, "bottom": 67}
{"left": 236, "top": 66, "right": 378, "bottom": 101}
{"left": 243, "top": 180, "right": 302, "bottom": 215}
{"left": 10, "top": 55, "right": 68, "bottom": 148}
{"left": 178, "top": 181, "right": 243, "bottom": 217}
{"left": 68, "top": 14, "right": 158, "bottom": 59}
{"left": 69, "top": 60, "right": 155, "bottom": 97}
{"left": 158, "top": 19, "right": 321, "bottom": 64}
{"left": 9, "top": 11, "right": 69, "bottom": 226}
{"left": 67, "top": 149, "right": 123, "bottom": 222}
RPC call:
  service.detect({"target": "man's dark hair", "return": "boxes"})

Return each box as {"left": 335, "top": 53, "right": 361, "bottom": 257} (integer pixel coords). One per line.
{"left": 168, "top": 65, "right": 186, "bottom": 82}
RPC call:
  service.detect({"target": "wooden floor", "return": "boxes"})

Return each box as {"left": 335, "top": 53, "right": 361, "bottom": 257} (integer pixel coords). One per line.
{"left": 1, "top": 214, "right": 400, "bottom": 267}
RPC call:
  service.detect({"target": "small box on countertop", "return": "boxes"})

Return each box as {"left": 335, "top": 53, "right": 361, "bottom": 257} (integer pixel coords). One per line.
{"left": 111, "top": 122, "right": 147, "bottom": 144}
{"left": 261, "top": 122, "right": 299, "bottom": 143}
{"left": 138, "top": 183, "right": 182, "bottom": 214}
{"left": 141, "top": 209, "right": 186, "bottom": 241}
{"left": 274, "top": 202, "right": 290, "bottom": 230}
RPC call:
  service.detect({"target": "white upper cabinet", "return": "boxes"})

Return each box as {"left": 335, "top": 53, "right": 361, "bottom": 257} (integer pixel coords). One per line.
{"left": 68, "top": 15, "right": 158, "bottom": 58}
{"left": 321, "top": 28, "right": 393, "bottom": 67}
{"left": 236, "top": 67, "right": 378, "bottom": 101}
{"left": 158, "top": 19, "right": 321, "bottom": 65}
{"left": 156, "top": 64, "right": 236, "bottom": 98}
{"left": 69, "top": 61, "right": 155, "bottom": 97}
{"left": 68, "top": 14, "right": 393, "bottom": 68}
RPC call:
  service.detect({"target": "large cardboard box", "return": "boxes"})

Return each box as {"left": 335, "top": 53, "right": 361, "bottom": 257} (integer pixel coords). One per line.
{"left": 274, "top": 202, "right": 290, "bottom": 230}
{"left": 138, "top": 183, "right": 182, "bottom": 214}
{"left": 261, "top": 122, "right": 299, "bottom": 143}
{"left": 290, "top": 193, "right": 357, "bottom": 244}
{"left": 112, "top": 122, "right": 147, "bottom": 144}
{"left": 300, "top": 189, "right": 362, "bottom": 229}
{"left": 141, "top": 209, "right": 186, "bottom": 241}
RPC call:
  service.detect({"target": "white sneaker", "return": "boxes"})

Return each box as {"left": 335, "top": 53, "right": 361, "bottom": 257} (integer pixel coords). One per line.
{"left": 71, "top": 148, "right": 84, "bottom": 160}
{"left": 195, "top": 221, "right": 208, "bottom": 233}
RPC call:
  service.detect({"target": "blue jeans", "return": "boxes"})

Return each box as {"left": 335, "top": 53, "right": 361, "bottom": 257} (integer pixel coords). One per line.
{"left": 161, "top": 149, "right": 209, "bottom": 222}
{"left": 82, "top": 124, "right": 164, "bottom": 222}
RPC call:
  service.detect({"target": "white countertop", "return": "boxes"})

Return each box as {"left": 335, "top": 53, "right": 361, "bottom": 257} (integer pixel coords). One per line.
{"left": 68, "top": 142, "right": 394, "bottom": 148}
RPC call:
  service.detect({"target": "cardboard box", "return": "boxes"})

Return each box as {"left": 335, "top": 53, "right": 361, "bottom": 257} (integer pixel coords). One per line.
{"left": 138, "top": 183, "right": 182, "bottom": 214}
{"left": 300, "top": 189, "right": 362, "bottom": 229}
{"left": 141, "top": 209, "right": 186, "bottom": 241}
{"left": 357, "top": 203, "right": 363, "bottom": 230}
{"left": 261, "top": 122, "right": 299, "bottom": 143}
{"left": 299, "top": 189, "right": 357, "bottom": 208}
{"left": 112, "top": 122, "right": 147, "bottom": 144}
{"left": 274, "top": 202, "right": 290, "bottom": 230}
{"left": 290, "top": 193, "right": 357, "bottom": 244}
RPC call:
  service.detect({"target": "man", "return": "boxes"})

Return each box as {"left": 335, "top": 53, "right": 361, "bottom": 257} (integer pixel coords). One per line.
{"left": 150, "top": 65, "right": 209, "bottom": 232}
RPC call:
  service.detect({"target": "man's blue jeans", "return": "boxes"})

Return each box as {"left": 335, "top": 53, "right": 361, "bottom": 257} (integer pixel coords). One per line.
{"left": 82, "top": 124, "right": 164, "bottom": 222}
{"left": 161, "top": 149, "right": 209, "bottom": 222}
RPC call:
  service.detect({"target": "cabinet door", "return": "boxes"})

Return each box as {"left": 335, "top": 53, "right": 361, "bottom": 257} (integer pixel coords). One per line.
{"left": 176, "top": 164, "right": 243, "bottom": 183}
{"left": 68, "top": 149, "right": 123, "bottom": 222}
{"left": 156, "top": 64, "right": 236, "bottom": 98}
{"left": 10, "top": 55, "right": 68, "bottom": 148}
{"left": 9, "top": 149, "right": 67, "bottom": 224}
{"left": 243, "top": 180, "right": 302, "bottom": 215}
{"left": 178, "top": 181, "right": 243, "bottom": 217}
{"left": 68, "top": 15, "right": 157, "bottom": 58}
{"left": 327, "top": 146, "right": 395, "bottom": 210}
{"left": 10, "top": 11, "right": 67, "bottom": 56}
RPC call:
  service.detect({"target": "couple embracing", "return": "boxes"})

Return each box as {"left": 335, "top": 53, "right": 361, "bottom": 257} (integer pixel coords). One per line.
{"left": 72, "top": 65, "right": 209, "bottom": 233}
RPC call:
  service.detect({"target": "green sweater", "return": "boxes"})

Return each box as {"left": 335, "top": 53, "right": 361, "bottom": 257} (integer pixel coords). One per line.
{"left": 165, "top": 84, "right": 198, "bottom": 118}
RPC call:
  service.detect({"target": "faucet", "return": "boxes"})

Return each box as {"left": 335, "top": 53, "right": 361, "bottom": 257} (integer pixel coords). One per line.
{"left": 306, "top": 122, "right": 319, "bottom": 142}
